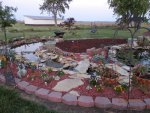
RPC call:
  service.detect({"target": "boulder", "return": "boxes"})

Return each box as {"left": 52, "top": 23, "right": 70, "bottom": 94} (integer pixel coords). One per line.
{"left": 75, "top": 59, "right": 90, "bottom": 74}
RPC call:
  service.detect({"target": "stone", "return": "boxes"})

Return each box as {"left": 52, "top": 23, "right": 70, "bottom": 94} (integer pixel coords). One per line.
{"left": 35, "top": 88, "right": 49, "bottom": 99}
{"left": 53, "top": 79, "right": 84, "bottom": 92}
{"left": 75, "top": 59, "right": 90, "bottom": 74}
{"left": 80, "top": 55, "right": 89, "bottom": 59}
{"left": 62, "top": 93, "right": 77, "bottom": 105}
{"left": 69, "top": 74, "right": 90, "bottom": 79}
{"left": 63, "top": 64, "right": 70, "bottom": 68}
{"left": 90, "top": 63, "right": 98, "bottom": 69}
{"left": 111, "top": 45, "right": 122, "bottom": 50}
{"left": 17, "top": 81, "right": 29, "bottom": 90}
{"left": 47, "top": 91, "right": 62, "bottom": 102}
{"left": 112, "top": 98, "right": 128, "bottom": 109}
{"left": 105, "top": 64, "right": 129, "bottom": 76}
{"left": 118, "top": 76, "right": 130, "bottom": 85}
{"left": 129, "top": 99, "right": 146, "bottom": 110}
{"left": 86, "top": 85, "right": 92, "bottom": 90}
{"left": 40, "top": 59, "right": 46, "bottom": 63}
{"left": 144, "top": 98, "right": 150, "bottom": 109}
{"left": 54, "top": 76, "right": 60, "bottom": 81}
{"left": 17, "top": 64, "right": 27, "bottom": 78}
{"left": 86, "top": 48, "right": 95, "bottom": 56}
{"left": 78, "top": 96, "right": 94, "bottom": 107}
{"left": 25, "top": 85, "right": 38, "bottom": 94}
{"left": 14, "top": 77, "right": 21, "bottom": 84}
{"left": 122, "top": 65, "right": 130, "bottom": 72}
{"left": 95, "top": 97, "right": 112, "bottom": 108}
{"left": 0, "top": 74, "right": 6, "bottom": 83}
{"left": 63, "top": 70, "right": 77, "bottom": 75}
{"left": 69, "top": 90, "right": 80, "bottom": 97}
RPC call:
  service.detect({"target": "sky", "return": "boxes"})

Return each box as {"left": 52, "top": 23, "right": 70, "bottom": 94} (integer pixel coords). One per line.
{"left": 1, "top": 0, "right": 116, "bottom": 21}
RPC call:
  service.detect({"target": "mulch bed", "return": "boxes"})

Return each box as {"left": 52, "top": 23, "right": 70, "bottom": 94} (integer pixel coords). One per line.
{"left": 56, "top": 38, "right": 127, "bottom": 53}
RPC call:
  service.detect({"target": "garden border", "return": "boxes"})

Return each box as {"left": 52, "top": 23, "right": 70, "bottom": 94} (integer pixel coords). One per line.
{"left": 0, "top": 74, "right": 150, "bottom": 110}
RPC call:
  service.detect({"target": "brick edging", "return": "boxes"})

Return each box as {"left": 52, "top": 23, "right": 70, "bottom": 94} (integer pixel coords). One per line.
{"left": 0, "top": 75, "right": 150, "bottom": 110}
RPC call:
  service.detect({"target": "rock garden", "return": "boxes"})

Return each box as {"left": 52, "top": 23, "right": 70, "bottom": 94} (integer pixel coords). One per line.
{"left": 0, "top": 36, "right": 150, "bottom": 110}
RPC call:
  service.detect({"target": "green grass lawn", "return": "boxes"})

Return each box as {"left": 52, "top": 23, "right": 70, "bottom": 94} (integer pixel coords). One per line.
{"left": 0, "top": 86, "right": 61, "bottom": 113}
{"left": 0, "top": 23, "right": 148, "bottom": 41}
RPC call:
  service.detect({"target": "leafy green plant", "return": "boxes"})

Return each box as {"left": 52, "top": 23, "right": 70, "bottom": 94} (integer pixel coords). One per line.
{"left": 43, "top": 76, "right": 54, "bottom": 84}
{"left": 56, "top": 70, "right": 65, "bottom": 76}
{"left": 96, "top": 85, "right": 103, "bottom": 92}
{"left": 114, "top": 84, "right": 128, "bottom": 94}
{"left": 133, "top": 65, "right": 149, "bottom": 76}
{"left": 116, "top": 49, "right": 138, "bottom": 66}
{"left": 90, "top": 79, "right": 97, "bottom": 86}
{"left": 48, "top": 68, "right": 53, "bottom": 73}
{"left": 40, "top": 73, "right": 48, "bottom": 78}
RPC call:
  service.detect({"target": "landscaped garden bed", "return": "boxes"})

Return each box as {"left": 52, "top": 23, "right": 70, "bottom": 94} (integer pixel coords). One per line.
{"left": 0, "top": 37, "right": 150, "bottom": 110}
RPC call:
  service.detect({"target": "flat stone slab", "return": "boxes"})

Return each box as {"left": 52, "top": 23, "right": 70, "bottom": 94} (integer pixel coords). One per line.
{"left": 144, "top": 98, "right": 150, "bottom": 109}
{"left": 53, "top": 79, "right": 84, "bottom": 92}
{"left": 75, "top": 59, "right": 90, "bottom": 74}
{"left": 14, "top": 77, "right": 21, "bottom": 84}
{"left": 48, "top": 91, "right": 62, "bottom": 102}
{"left": 35, "top": 88, "right": 49, "bottom": 99}
{"left": 62, "top": 93, "right": 77, "bottom": 105}
{"left": 112, "top": 98, "right": 127, "bottom": 109}
{"left": 0, "top": 74, "right": 6, "bottom": 83}
{"left": 105, "top": 64, "right": 129, "bottom": 76}
{"left": 17, "top": 81, "right": 29, "bottom": 90}
{"left": 95, "top": 97, "right": 112, "bottom": 108}
{"left": 129, "top": 99, "right": 146, "bottom": 110}
{"left": 25, "top": 85, "right": 38, "bottom": 94}
{"left": 69, "top": 74, "right": 90, "bottom": 79}
{"left": 78, "top": 96, "right": 94, "bottom": 107}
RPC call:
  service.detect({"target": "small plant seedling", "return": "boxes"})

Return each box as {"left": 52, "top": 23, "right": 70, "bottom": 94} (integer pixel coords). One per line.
{"left": 56, "top": 70, "right": 65, "bottom": 76}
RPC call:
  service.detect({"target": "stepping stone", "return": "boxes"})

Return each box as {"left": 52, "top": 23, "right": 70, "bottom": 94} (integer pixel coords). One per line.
{"left": 144, "top": 98, "right": 150, "bottom": 109}
{"left": 112, "top": 98, "right": 127, "bottom": 109}
{"left": 25, "top": 85, "right": 38, "bottom": 94}
{"left": 53, "top": 79, "right": 84, "bottom": 92}
{"left": 35, "top": 88, "right": 49, "bottom": 99}
{"left": 62, "top": 93, "right": 77, "bottom": 105}
{"left": 47, "top": 91, "right": 62, "bottom": 102}
{"left": 78, "top": 96, "right": 94, "bottom": 107}
{"left": 95, "top": 97, "right": 112, "bottom": 108}
{"left": 14, "top": 77, "right": 21, "bottom": 84}
{"left": 0, "top": 74, "right": 6, "bottom": 83}
{"left": 129, "top": 99, "right": 146, "bottom": 110}
{"left": 17, "top": 81, "right": 29, "bottom": 90}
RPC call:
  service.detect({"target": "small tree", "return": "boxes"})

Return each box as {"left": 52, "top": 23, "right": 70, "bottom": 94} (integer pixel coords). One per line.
{"left": 40, "top": 0, "right": 72, "bottom": 26}
{"left": 0, "top": 2, "right": 17, "bottom": 43}
{"left": 108, "top": 0, "right": 150, "bottom": 104}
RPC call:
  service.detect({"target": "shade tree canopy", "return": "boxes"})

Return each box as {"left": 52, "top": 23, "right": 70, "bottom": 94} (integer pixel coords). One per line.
{"left": 40, "top": 0, "right": 72, "bottom": 26}
{"left": 108, "top": 0, "right": 150, "bottom": 29}
{"left": 0, "top": 2, "right": 17, "bottom": 42}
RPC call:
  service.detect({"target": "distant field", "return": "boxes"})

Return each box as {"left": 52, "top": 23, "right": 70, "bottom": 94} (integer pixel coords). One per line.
{"left": 0, "top": 22, "right": 148, "bottom": 41}
{"left": 75, "top": 21, "right": 115, "bottom": 26}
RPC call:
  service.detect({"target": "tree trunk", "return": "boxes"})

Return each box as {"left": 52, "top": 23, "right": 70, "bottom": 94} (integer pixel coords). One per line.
{"left": 4, "top": 27, "right": 7, "bottom": 44}
{"left": 54, "top": 13, "right": 57, "bottom": 27}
